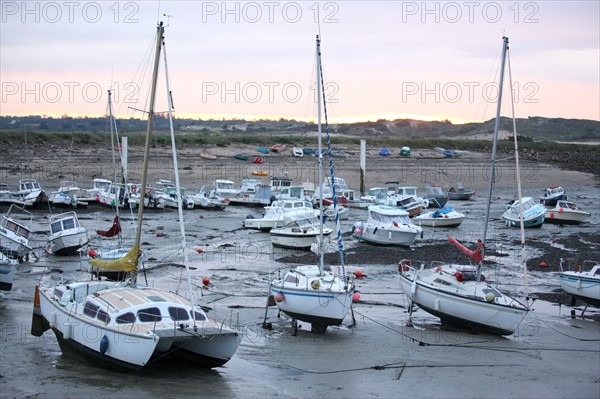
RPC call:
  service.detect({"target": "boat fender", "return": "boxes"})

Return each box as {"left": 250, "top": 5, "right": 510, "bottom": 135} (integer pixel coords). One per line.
{"left": 549, "top": 212, "right": 554, "bottom": 218}
{"left": 63, "top": 323, "right": 71, "bottom": 340}
{"left": 274, "top": 292, "right": 285, "bottom": 302}
{"left": 373, "top": 227, "right": 378, "bottom": 234}
{"left": 558, "top": 207, "right": 563, "bottom": 214}
{"left": 311, "top": 280, "right": 321, "bottom": 290}
{"left": 484, "top": 292, "right": 495, "bottom": 303}
{"left": 100, "top": 335, "right": 109, "bottom": 354}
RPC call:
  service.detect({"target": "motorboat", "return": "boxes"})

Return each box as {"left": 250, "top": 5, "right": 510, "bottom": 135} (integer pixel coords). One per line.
{"left": 86, "top": 178, "right": 112, "bottom": 200}
{"left": 544, "top": 200, "right": 590, "bottom": 225}
{"left": 213, "top": 179, "right": 240, "bottom": 200}
{"left": 0, "top": 252, "right": 18, "bottom": 291}
{"left": 188, "top": 185, "right": 229, "bottom": 210}
{"left": 352, "top": 205, "right": 421, "bottom": 247}
{"left": 0, "top": 204, "right": 33, "bottom": 261}
{"left": 447, "top": 182, "right": 475, "bottom": 201}
{"left": 424, "top": 184, "right": 449, "bottom": 208}
{"left": 559, "top": 259, "right": 600, "bottom": 308}
{"left": 229, "top": 178, "right": 272, "bottom": 206}
{"left": 540, "top": 185, "right": 567, "bottom": 206}
{"left": 244, "top": 199, "right": 314, "bottom": 232}
{"left": 46, "top": 211, "right": 89, "bottom": 256}
{"left": 270, "top": 210, "right": 332, "bottom": 249}
{"left": 502, "top": 197, "right": 545, "bottom": 228}
{"left": 414, "top": 206, "right": 466, "bottom": 227}
{"left": 13, "top": 178, "right": 48, "bottom": 205}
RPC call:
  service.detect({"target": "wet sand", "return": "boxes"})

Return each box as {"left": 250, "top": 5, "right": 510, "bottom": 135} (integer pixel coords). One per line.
{"left": 1, "top": 145, "right": 600, "bottom": 398}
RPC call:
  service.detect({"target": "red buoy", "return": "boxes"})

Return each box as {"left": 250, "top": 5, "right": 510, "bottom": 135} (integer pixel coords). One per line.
{"left": 353, "top": 270, "right": 364, "bottom": 278}
{"left": 156, "top": 231, "right": 162, "bottom": 237}
{"left": 196, "top": 248, "right": 205, "bottom": 254}
{"left": 202, "top": 277, "right": 210, "bottom": 286}
{"left": 352, "top": 292, "right": 361, "bottom": 302}
{"left": 540, "top": 261, "right": 548, "bottom": 268}
{"left": 88, "top": 249, "right": 97, "bottom": 258}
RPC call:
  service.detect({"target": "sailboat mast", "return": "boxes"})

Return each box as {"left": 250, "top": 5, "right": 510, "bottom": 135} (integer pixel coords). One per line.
{"left": 507, "top": 50, "right": 529, "bottom": 294}
{"left": 481, "top": 36, "right": 509, "bottom": 253}
{"left": 134, "top": 22, "right": 164, "bottom": 273}
{"left": 106, "top": 89, "right": 123, "bottom": 243}
{"left": 162, "top": 33, "right": 199, "bottom": 309}
{"left": 316, "top": 34, "right": 324, "bottom": 271}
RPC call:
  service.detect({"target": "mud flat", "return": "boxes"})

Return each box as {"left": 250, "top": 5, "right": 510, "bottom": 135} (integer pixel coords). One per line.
{"left": 1, "top": 176, "right": 599, "bottom": 397}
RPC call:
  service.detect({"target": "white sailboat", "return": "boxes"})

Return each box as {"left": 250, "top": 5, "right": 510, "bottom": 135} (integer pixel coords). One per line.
{"left": 32, "top": 22, "right": 240, "bottom": 369}
{"left": 264, "top": 35, "right": 355, "bottom": 334}
{"left": 398, "top": 37, "right": 530, "bottom": 335}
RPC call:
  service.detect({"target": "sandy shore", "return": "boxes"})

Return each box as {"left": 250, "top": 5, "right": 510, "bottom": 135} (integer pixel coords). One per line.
{"left": 1, "top": 143, "right": 598, "bottom": 193}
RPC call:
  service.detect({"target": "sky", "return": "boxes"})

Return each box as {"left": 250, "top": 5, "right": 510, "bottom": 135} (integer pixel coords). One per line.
{"left": 1, "top": 0, "right": 599, "bottom": 123}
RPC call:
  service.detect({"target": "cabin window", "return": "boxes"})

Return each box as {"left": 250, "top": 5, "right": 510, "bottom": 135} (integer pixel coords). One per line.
{"left": 594, "top": 269, "right": 600, "bottom": 276}
{"left": 53, "top": 288, "right": 64, "bottom": 300}
{"left": 116, "top": 312, "right": 136, "bottom": 324}
{"left": 284, "top": 274, "right": 299, "bottom": 284}
{"left": 97, "top": 309, "right": 110, "bottom": 324}
{"left": 190, "top": 310, "right": 207, "bottom": 321}
{"left": 83, "top": 301, "right": 99, "bottom": 318}
{"left": 63, "top": 218, "right": 76, "bottom": 230}
{"left": 168, "top": 307, "right": 190, "bottom": 321}
{"left": 138, "top": 307, "right": 162, "bottom": 322}
{"left": 51, "top": 221, "right": 62, "bottom": 234}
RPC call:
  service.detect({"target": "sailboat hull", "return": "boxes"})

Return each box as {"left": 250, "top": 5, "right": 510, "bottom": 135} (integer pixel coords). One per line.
{"left": 47, "top": 228, "right": 89, "bottom": 255}
{"left": 559, "top": 273, "right": 600, "bottom": 307}
{"left": 399, "top": 272, "right": 528, "bottom": 336}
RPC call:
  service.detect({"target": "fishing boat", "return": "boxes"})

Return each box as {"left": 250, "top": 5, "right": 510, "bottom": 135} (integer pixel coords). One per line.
{"left": 85, "top": 178, "right": 112, "bottom": 200}
{"left": 188, "top": 185, "right": 229, "bottom": 210}
{"left": 270, "top": 143, "right": 287, "bottom": 153}
{"left": 265, "top": 35, "right": 355, "bottom": 334}
{"left": 400, "top": 146, "right": 411, "bottom": 156}
{"left": 352, "top": 205, "right": 421, "bottom": 246}
{"left": 559, "top": 259, "right": 600, "bottom": 309}
{"left": 447, "top": 182, "right": 475, "bottom": 201}
{"left": 46, "top": 211, "right": 89, "bottom": 256}
{"left": 544, "top": 200, "right": 590, "bottom": 225}
{"left": 398, "top": 37, "right": 530, "bottom": 336}
{"left": 244, "top": 199, "right": 315, "bottom": 232}
{"left": 0, "top": 204, "right": 33, "bottom": 261}
{"left": 213, "top": 179, "right": 239, "bottom": 200}
{"left": 414, "top": 206, "right": 466, "bottom": 228}
{"left": 49, "top": 181, "right": 84, "bottom": 207}
{"left": 540, "top": 185, "right": 567, "bottom": 206}
{"left": 0, "top": 252, "right": 18, "bottom": 291}
{"left": 32, "top": 22, "right": 240, "bottom": 369}
{"left": 229, "top": 178, "right": 272, "bottom": 206}
{"left": 501, "top": 197, "right": 545, "bottom": 228}
{"left": 270, "top": 210, "right": 331, "bottom": 249}
{"left": 424, "top": 184, "right": 449, "bottom": 208}
{"left": 379, "top": 148, "right": 391, "bottom": 156}
{"left": 13, "top": 178, "right": 48, "bottom": 206}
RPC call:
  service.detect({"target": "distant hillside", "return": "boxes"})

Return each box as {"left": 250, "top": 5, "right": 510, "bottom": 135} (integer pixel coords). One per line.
{"left": 0, "top": 115, "right": 598, "bottom": 142}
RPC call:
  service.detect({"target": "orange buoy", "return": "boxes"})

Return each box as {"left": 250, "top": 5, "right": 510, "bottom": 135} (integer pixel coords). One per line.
{"left": 274, "top": 292, "right": 285, "bottom": 302}
{"left": 353, "top": 270, "right": 364, "bottom": 278}
{"left": 88, "top": 249, "right": 97, "bottom": 258}
{"left": 352, "top": 292, "right": 361, "bottom": 302}
{"left": 202, "top": 277, "right": 210, "bottom": 286}
{"left": 540, "top": 261, "right": 548, "bottom": 268}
